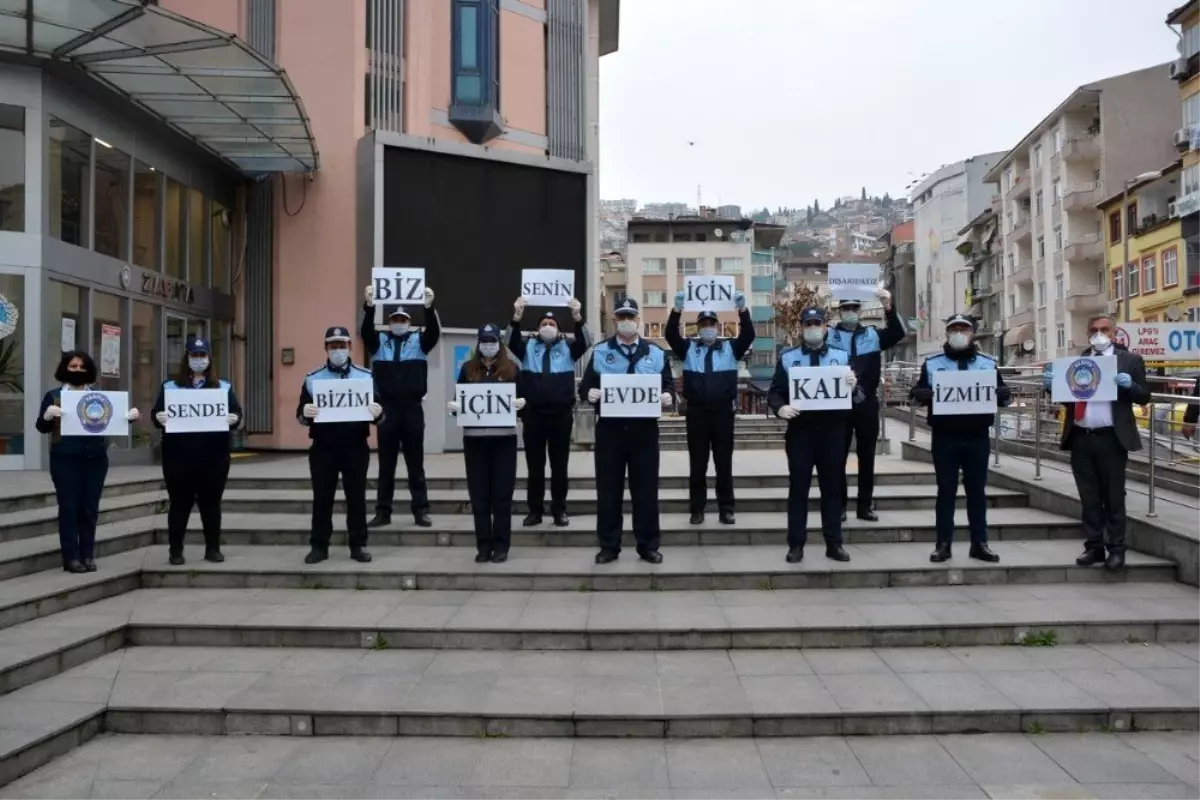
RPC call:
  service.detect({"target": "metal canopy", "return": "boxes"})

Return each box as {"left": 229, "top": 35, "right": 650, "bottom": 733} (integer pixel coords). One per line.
{"left": 0, "top": 0, "right": 318, "bottom": 175}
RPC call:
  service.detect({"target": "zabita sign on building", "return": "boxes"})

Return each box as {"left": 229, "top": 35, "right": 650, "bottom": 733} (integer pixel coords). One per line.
{"left": 600, "top": 374, "right": 662, "bottom": 418}
{"left": 1113, "top": 323, "right": 1200, "bottom": 363}
{"left": 371, "top": 267, "right": 426, "bottom": 305}
{"left": 311, "top": 379, "right": 375, "bottom": 423}
{"left": 787, "top": 367, "right": 852, "bottom": 411}
{"left": 455, "top": 383, "right": 517, "bottom": 427}
{"left": 164, "top": 389, "right": 229, "bottom": 433}
{"left": 520, "top": 269, "right": 574, "bottom": 307}
{"left": 931, "top": 371, "right": 998, "bottom": 416}
{"left": 683, "top": 275, "right": 736, "bottom": 312}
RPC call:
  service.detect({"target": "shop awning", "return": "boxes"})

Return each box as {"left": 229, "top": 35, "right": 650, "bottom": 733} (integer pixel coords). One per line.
{"left": 0, "top": 0, "right": 318, "bottom": 176}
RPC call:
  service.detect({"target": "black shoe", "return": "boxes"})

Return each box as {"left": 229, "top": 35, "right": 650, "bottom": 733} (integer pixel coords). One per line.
{"left": 413, "top": 513, "right": 433, "bottom": 528}
{"left": 1076, "top": 549, "right": 1105, "bottom": 567}
{"left": 825, "top": 546, "right": 850, "bottom": 562}
{"left": 786, "top": 546, "right": 804, "bottom": 564}
{"left": 63, "top": 560, "right": 86, "bottom": 574}
{"left": 1104, "top": 551, "right": 1125, "bottom": 571}
{"left": 168, "top": 554, "right": 185, "bottom": 567}
{"left": 857, "top": 508, "right": 878, "bottom": 522}
{"left": 930, "top": 543, "right": 952, "bottom": 563}
{"left": 638, "top": 549, "right": 664, "bottom": 564}
{"left": 204, "top": 550, "right": 224, "bottom": 564}
{"left": 475, "top": 552, "right": 491, "bottom": 563}
{"left": 523, "top": 513, "right": 543, "bottom": 527}
{"left": 719, "top": 511, "right": 736, "bottom": 525}
{"left": 350, "top": 548, "right": 373, "bottom": 563}
{"left": 304, "top": 549, "right": 328, "bottom": 565}
{"left": 366, "top": 513, "right": 391, "bottom": 528}
{"left": 595, "top": 549, "right": 619, "bottom": 565}
{"left": 491, "top": 552, "right": 508, "bottom": 564}
{"left": 689, "top": 512, "right": 704, "bottom": 525}
{"left": 83, "top": 559, "right": 97, "bottom": 572}
{"left": 552, "top": 513, "right": 570, "bottom": 527}
{"left": 969, "top": 543, "right": 1000, "bottom": 563}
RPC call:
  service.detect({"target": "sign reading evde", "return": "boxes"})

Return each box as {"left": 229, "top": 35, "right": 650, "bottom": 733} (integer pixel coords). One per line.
{"left": 600, "top": 374, "right": 662, "bottom": 418}
{"left": 1113, "top": 323, "right": 1200, "bottom": 362}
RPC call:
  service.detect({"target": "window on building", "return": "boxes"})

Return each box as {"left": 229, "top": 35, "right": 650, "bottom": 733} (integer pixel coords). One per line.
{"left": 631, "top": 233, "right": 650, "bottom": 243}
{"left": 1128, "top": 262, "right": 1140, "bottom": 296}
{"left": 641, "top": 258, "right": 666, "bottom": 275}
{"left": 1008, "top": 294, "right": 1016, "bottom": 314}
{"left": 1037, "top": 281, "right": 1045, "bottom": 307}
{"left": 1109, "top": 210, "right": 1122, "bottom": 244}
{"left": 1038, "top": 327, "right": 1047, "bottom": 350}
{"left": 164, "top": 178, "right": 185, "bottom": 279}
{"left": 48, "top": 117, "right": 90, "bottom": 247}
{"left": 1056, "top": 323, "right": 1065, "bottom": 349}
{"left": 1188, "top": 306, "right": 1200, "bottom": 324}
{"left": 676, "top": 258, "right": 703, "bottom": 275}
{"left": 1003, "top": 167, "right": 1013, "bottom": 192}
{"left": 1037, "top": 235, "right": 1045, "bottom": 258}
{"left": 752, "top": 291, "right": 772, "bottom": 307}
{"left": 1142, "top": 254, "right": 1157, "bottom": 293}
{"left": 750, "top": 350, "right": 774, "bottom": 368}
{"left": 187, "top": 188, "right": 207, "bottom": 285}
{"left": 1007, "top": 251, "right": 1015, "bottom": 273}
{"left": 644, "top": 321, "right": 663, "bottom": 338}
{"left": 93, "top": 142, "right": 129, "bottom": 260}
{"left": 132, "top": 160, "right": 159, "bottom": 270}
{"left": 1185, "top": 93, "right": 1200, "bottom": 131}
{"left": 1053, "top": 128, "right": 1064, "bottom": 152}
{"left": 1052, "top": 179, "right": 1061, "bottom": 205}
{"left": 1126, "top": 201, "right": 1138, "bottom": 237}
{"left": 1054, "top": 226, "right": 1063, "bottom": 252}
{"left": 451, "top": 0, "right": 497, "bottom": 106}
{"left": 643, "top": 291, "right": 667, "bottom": 307}
{"left": 754, "top": 321, "right": 774, "bottom": 337}
{"left": 1054, "top": 275, "right": 1063, "bottom": 300}
{"left": 1033, "top": 145, "right": 1042, "bottom": 168}
{"left": 1182, "top": 163, "right": 1200, "bottom": 197}
{"left": 673, "top": 233, "right": 693, "bottom": 243}
{"left": 1035, "top": 190, "right": 1043, "bottom": 215}
{"left": 991, "top": 258, "right": 1003, "bottom": 282}
{"left": 1113, "top": 265, "right": 1123, "bottom": 299}
{"left": 0, "top": 104, "right": 24, "bottom": 232}
{"left": 716, "top": 257, "right": 743, "bottom": 274}
{"left": 751, "top": 260, "right": 774, "bottom": 276}
{"left": 211, "top": 200, "right": 230, "bottom": 292}
{"left": 1185, "top": 22, "right": 1200, "bottom": 58}
{"left": 1163, "top": 247, "right": 1179, "bottom": 287}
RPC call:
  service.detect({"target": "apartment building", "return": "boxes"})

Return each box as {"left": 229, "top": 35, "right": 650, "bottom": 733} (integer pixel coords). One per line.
{"left": 910, "top": 153, "right": 1006, "bottom": 357}
{"left": 954, "top": 202, "right": 1005, "bottom": 359}
{"left": 879, "top": 221, "right": 917, "bottom": 363}
{"left": 1168, "top": 0, "right": 1200, "bottom": 301}
{"left": 983, "top": 65, "right": 1179, "bottom": 364}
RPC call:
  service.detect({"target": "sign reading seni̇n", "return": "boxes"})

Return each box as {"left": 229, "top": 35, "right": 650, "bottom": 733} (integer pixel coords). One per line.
{"left": 931, "top": 370, "right": 997, "bottom": 416}
{"left": 600, "top": 374, "right": 662, "bottom": 418}
{"left": 164, "top": 388, "right": 229, "bottom": 433}
{"left": 683, "top": 275, "right": 736, "bottom": 312}
{"left": 311, "top": 379, "right": 374, "bottom": 423}
{"left": 455, "top": 383, "right": 517, "bottom": 427}
{"left": 520, "top": 269, "right": 574, "bottom": 307}
{"left": 787, "top": 367, "right": 852, "bottom": 411}
{"left": 371, "top": 267, "right": 426, "bottom": 305}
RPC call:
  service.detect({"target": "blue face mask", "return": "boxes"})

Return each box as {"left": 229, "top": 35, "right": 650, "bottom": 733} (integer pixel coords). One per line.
{"left": 188, "top": 357, "right": 209, "bottom": 374}
{"left": 327, "top": 348, "right": 350, "bottom": 367}
{"left": 698, "top": 327, "right": 718, "bottom": 343}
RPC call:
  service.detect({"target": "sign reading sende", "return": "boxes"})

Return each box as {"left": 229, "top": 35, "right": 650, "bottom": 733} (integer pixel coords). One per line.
{"left": 787, "top": 367, "right": 852, "bottom": 411}
{"left": 520, "top": 269, "right": 574, "bottom": 308}
{"left": 164, "top": 388, "right": 229, "bottom": 433}
{"left": 371, "top": 267, "right": 426, "bottom": 305}
{"left": 600, "top": 374, "right": 662, "bottom": 418}
{"left": 931, "top": 371, "right": 998, "bottom": 416}
{"left": 683, "top": 275, "right": 736, "bottom": 312}
{"left": 455, "top": 383, "right": 517, "bottom": 427}
{"left": 1113, "top": 323, "right": 1200, "bottom": 362}
{"left": 311, "top": 379, "right": 375, "bottom": 423}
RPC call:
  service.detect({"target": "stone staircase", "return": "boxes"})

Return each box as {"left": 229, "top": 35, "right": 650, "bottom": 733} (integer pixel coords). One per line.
{"left": 653, "top": 416, "right": 789, "bottom": 450}
{"left": 0, "top": 451, "right": 1196, "bottom": 790}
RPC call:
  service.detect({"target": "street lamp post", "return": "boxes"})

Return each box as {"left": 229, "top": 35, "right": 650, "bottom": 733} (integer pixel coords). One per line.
{"left": 1121, "top": 171, "right": 1163, "bottom": 322}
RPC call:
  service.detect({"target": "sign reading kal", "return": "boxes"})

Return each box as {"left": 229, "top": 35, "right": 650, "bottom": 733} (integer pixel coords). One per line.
{"left": 931, "top": 370, "right": 998, "bottom": 416}
{"left": 600, "top": 374, "right": 662, "bottom": 418}
{"left": 456, "top": 383, "right": 517, "bottom": 428}
{"left": 372, "top": 267, "right": 426, "bottom": 305}
{"left": 164, "top": 388, "right": 229, "bottom": 433}
{"left": 311, "top": 378, "right": 375, "bottom": 423}
{"left": 787, "top": 366, "right": 852, "bottom": 411}
{"left": 683, "top": 275, "right": 736, "bottom": 312}
{"left": 520, "top": 269, "right": 574, "bottom": 308}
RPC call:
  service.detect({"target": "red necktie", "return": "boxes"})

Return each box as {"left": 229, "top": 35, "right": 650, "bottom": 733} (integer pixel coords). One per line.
{"left": 1074, "top": 401, "right": 1086, "bottom": 422}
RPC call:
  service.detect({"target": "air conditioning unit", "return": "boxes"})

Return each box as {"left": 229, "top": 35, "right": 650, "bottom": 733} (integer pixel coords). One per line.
{"left": 1168, "top": 201, "right": 1178, "bottom": 218}
{"left": 1174, "top": 128, "right": 1191, "bottom": 150}
{"left": 1169, "top": 58, "right": 1189, "bottom": 81}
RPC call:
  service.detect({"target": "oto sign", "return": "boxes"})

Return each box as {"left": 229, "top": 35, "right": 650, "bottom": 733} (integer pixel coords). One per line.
{"left": 683, "top": 275, "right": 736, "bottom": 312}
{"left": 787, "top": 367, "right": 852, "bottom": 411}
{"left": 521, "top": 269, "right": 574, "bottom": 307}
{"left": 372, "top": 267, "right": 426, "bottom": 305}
{"left": 931, "top": 370, "right": 997, "bottom": 416}
{"left": 1112, "top": 323, "right": 1200, "bottom": 363}
{"left": 164, "top": 388, "right": 229, "bottom": 433}
{"left": 311, "top": 379, "right": 374, "bottom": 423}
{"left": 600, "top": 374, "right": 662, "bottom": 418}
{"left": 455, "top": 383, "right": 517, "bottom": 427}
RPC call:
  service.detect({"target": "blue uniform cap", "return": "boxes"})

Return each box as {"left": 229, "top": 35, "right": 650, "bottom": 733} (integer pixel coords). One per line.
{"left": 540, "top": 311, "right": 558, "bottom": 322}
{"left": 477, "top": 323, "right": 501, "bottom": 342}
{"left": 800, "top": 307, "right": 826, "bottom": 324}
{"left": 388, "top": 307, "right": 411, "bottom": 320}
{"left": 945, "top": 313, "right": 975, "bottom": 330}
{"left": 324, "top": 326, "right": 352, "bottom": 343}
{"left": 186, "top": 337, "right": 210, "bottom": 354}
{"left": 696, "top": 310, "right": 719, "bottom": 324}
{"left": 614, "top": 297, "right": 640, "bottom": 317}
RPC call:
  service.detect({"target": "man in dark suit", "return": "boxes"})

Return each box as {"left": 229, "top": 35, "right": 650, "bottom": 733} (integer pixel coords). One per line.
{"left": 1045, "top": 313, "right": 1151, "bottom": 570}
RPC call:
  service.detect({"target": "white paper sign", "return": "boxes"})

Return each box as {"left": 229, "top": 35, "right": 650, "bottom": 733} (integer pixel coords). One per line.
{"left": 600, "top": 374, "right": 662, "bottom": 418}
{"left": 455, "top": 383, "right": 517, "bottom": 427}
{"left": 60, "top": 390, "right": 129, "bottom": 437}
{"left": 932, "top": 370, "right": 998, "bottom": 416}
{"left": 100, "top": 324, "right": 121, "bottom": 378}
{"left": 828, "top": 263, "right": 879, "bottom": 303}
{"left": 787, "top": 366, "right": 853, "bottom": 411}
{"left": 164, "top": 388, "right": 230, "bottom": 433}
{"left": 60, "top": 318, "right": 76, "bottom": 352}
{"left": 521, "top": 269, "right": 574, "bottom": 308}
{"left": 371, "top": 267, "right": 426, "bottom": 306}
{"left": 311, "top": 379, "right": 375, "bottom": 423}
{"left": 1050, "top": 355, "right": 1119, "bottom": 403}
{"left": 1113, "top": 323, "right": 1200, "bottom": 362}
{"left": 683, "top": 275, "right": 737, "bottom": 312}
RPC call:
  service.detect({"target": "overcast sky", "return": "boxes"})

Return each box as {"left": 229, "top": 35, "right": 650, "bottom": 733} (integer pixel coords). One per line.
{"left": 598, "top": 0, "right": 1184, "bottom": 211}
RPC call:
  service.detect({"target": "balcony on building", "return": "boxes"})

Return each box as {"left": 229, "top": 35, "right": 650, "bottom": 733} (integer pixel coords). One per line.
{"left": 1064, "top": 233, "right": 1104, "bottom": 262}
{"left": 1010, "top": 255, "right": 1033, "bottom": 284}
{"left": 1011, "top": 169, "right": 1032, "bottom": 198}
{"left": 1052, "top": 252, "right": 1064, "bottom": 275}
{"left": 1063, "top": 182, "right": 1104, "bottom": 212}
{"left": 1063, "top": 284, "right": 1106, "bottom": 313}
{"left": 1008, "top": 303, "right": 1035, "bottom": 328}
{"left": 1062, "top": 132, "right": 1101, "bottom": 162}
{"left": 1007, "top": 213, "right": 1032, "bottom": 245}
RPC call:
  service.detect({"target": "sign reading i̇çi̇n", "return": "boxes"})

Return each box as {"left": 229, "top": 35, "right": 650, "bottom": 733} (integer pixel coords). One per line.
{"left": 683, "top": 275, "right": 736, "bottom": 312}
{"left": 164, "top": 388, "right": 229, "bottom": 433}
{"left": 456, "top": 383, "right": 517, "bottom": 427}
{"left": 600, "top": 374, "right": 662, "bottom": 418}
{"left": 787, "top": 366, "right": 852, "bottom": 411}
{"left": 371, "top": 267, "right": 426, "bottom": 305}
{"left": 311, "top": 379, "right": 375, "bottom": 423}
{"left": 521, "top": 269, "right": 574, "bottom": 308}
{"left": 931, "top": 370, "right": 998, "bottom": 416}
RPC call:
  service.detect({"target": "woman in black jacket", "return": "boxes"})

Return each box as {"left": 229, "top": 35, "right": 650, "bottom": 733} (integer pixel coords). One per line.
{"left": 36, "top": 351, "right": 141, "bottom": 572}
{"left": 151, "top": 337, "right": 242, "bottom": 565}
{"left": 447, "top": 324, "right": 525, "bottom": 563}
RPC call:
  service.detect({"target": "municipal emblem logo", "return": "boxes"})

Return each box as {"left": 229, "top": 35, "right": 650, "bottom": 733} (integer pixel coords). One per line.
{"left": 605, "top": 353, "right": 615, "bottom": 364}
{"left": 622, "top": 300, "right": 632, "bottom": 308}
{"left": 1065, "top": 358, "right": 1102, "bottom": 400}
{"left": 75, "top": 392, "right": 114, "bottom": 434}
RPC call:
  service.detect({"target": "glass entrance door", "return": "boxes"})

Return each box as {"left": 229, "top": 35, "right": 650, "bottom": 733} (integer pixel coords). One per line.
{"left": 164, "top": 313, "right": 207, "bottom": 380}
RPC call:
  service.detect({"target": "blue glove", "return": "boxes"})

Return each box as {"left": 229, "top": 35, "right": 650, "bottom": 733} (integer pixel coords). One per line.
{"left": 734, "top": 290, "right": 746, "bottom": 311}
{"left": 1115, "top": 372, "right": 1132, "bottom": 389}
{"left": 673, "top": 290, "right": 685, "bottom": 313}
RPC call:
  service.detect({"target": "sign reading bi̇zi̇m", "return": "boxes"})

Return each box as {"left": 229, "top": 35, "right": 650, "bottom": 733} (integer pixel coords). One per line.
{"left": 311, "top": 379, "right": 375, "bottom": 423}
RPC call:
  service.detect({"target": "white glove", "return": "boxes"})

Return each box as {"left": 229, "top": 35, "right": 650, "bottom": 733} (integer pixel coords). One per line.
{"left": 424, "top": 287, "right": 435, "bottom": 308}
{"left": 876, "top": 287, "right": 892, "bottom": 309}
{"left": 567, "top": 297, "right": 582, "bottom": 321}
{"left": 513, "top": 295, "right": 527, "bottom": 321}
{"left": 661, "top": 392, "right": 673, "bottom": 407}
{"left": 587, "top": 388, "right": 601, "bottom": 403}
{"left": 42, "top": 405, "right": 63, "bottom": 421}
{"left": 777, "top": 405, "right": 799, "bottom": 420}
{"left": 515, "top": 397, "right": 527, "bottom": 411}
{"left": 844, "top": 370, "right": 858, "bottom": 390}
{"left": 368, "top": 402, "right": 383, "bottom": 419}
{"left": 302, "top": 403, "right": 319, "bottom": 419}
{"left": 125, "top": 408, "right": 140, "bottom": 422}
{"left": 447, "top": 400, "right": 460, "bottom": 415}
{"left": 155, "top": 411, "right": 168, "bottom": 425}
{"left": 364, "top": 284, "right": 374, "bottom": 307}
{"left": 225, "top": 413, "right": 239, "bottom": 426}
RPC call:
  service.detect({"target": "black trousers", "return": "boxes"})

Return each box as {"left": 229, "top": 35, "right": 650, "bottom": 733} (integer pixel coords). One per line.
{"left": 50, "top": 451, "right": 108, "bottom": 565}
{"left": 310, "top": 440, "right": 370, "bottom": 553}
{"left": 163, "top": 450, "right": 230, "bottom": 555}
{"left": 841, "top": 397, "right": 879, "bottom": 512}
{"left": 522, "top": 410, "right": 572, "bottom": 517}
{"left": 686, "top": 406, "right": 735, "bottom": 515}
{"left": 464, "top": 435, "right": 518, "bottom": 556}
{"left": 1068, "top": 428, "right": 1128, "bottom": 555}
{"left": 931, "top": 432, "right": 990, "bottom": 546}
{"left": 375, "top": 404, "right": 429, "bottom": 518}
{"left": 594, "top": 419, "right": 660, "bottom": 554}
{"left": 785, "top": 424, "right": 846, "bottom": 549}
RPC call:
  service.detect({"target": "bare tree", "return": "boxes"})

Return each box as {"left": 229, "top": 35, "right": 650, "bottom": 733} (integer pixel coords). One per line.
{"left": 772, "top": 281, "right": 829, "bottom": 348}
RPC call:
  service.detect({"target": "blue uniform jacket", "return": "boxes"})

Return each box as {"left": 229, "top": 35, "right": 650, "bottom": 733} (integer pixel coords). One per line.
{"left": 577, "top": 337, "right": 673, "bottom": 421}
{"left": 664, "top": 308, "right": 755, "bottom": 409}
{"left": 296, "top": 361, "right": 379, "bottom": 445}
{"left": 508, "top": 319, "right": 591, "bottom": 413}
{"left": 911, "top": 346, "right": 1012, "bottom": 436}
{"left": 826, "top": 306, "right": 907, "bottom": 396}
{"left": 360, "top": 304, "right": 441, "bottom": 406}
{"left": 767, "top": 340, "right": 851, "bottom": 428}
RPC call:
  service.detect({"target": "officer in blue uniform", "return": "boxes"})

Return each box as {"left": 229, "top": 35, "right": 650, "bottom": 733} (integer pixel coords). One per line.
{"left": 665, "top": 289, "right": 755, "bottom": 525}
{"left": 361, "top": 284, "right": 440, "bottom": 528}
{"left": 578, "top": 298, "right": 674, "bottom": 564}
{"left": 767, "top": 308, "right": 855, "bottom": 564}
{"left": 298, "top": 326, "right": 383, "bottom": 564}
{"left": 826, "top": 288, "right": 907, "bottom": 522}
{"left": 508, "top": 295, "right": 592, "bottom": 527}
{"left": 909, "top": 314, "right": 1009, "bottom": 563}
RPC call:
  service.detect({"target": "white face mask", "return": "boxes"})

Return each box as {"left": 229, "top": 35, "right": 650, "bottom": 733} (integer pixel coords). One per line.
{"left": 478, "top": 342, "right": 500, "bottom": 358}
{"left": 390, "top": 322, "right": 410, "bottom": 336}
{"left": 698, "top": 327, "right": 718, "bottom": 343}
{"left": 327, "top": 348, "right": 350, "bottom": 367}
{"left": 802, "top": 327, "right": 825, "bottom": 347}
{"left": 617, "top": 320, "right": 638, "bottom": 337}
{"left": 840, "top": 311, "right": 859, "bottom": 326}
{"left": 539, "top": 326, "right": 558, "bottom": 343}
{"left": 188, "top": 357, "right": 209, "bottom": 374}
{"left": 947, "top": 332, "right": 972, "bottom": 351}
{"left": 1090, "top": 332, "right": 1111, "bottom": 351}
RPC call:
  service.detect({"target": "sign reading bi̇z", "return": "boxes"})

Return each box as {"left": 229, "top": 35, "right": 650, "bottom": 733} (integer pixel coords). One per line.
{"left": 372, "top": 267, "right": 426, "bottom": 305}
{"left": 164, "top": 389, "right": 229, "bottom": 433}
{"left": 787, "top": 367, "right": 852, "bottom": 411}
{"left": 311, "top": 379, "right": 374, "bottom": 423}
{"left": 456, "top": 383, "right": 517, "bottom": 427}
{"left": 600, "top": 374, "right": 662, "bottom": 418}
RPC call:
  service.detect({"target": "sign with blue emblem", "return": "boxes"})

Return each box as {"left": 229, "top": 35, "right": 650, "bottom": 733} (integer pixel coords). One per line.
{"left": 60, "top": 390, "right": 130, "bottom": 437}
{"left": 1050, "top": 355, "right": 1117, "bottom": 404}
